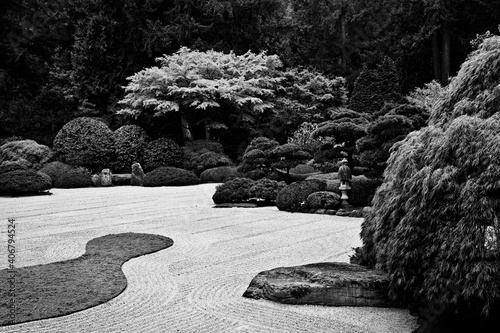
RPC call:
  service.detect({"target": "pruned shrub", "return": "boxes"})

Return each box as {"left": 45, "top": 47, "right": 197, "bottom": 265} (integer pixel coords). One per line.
{"left": 249, "top": 178, "right": 286, "bottom": 202}
{"left": 142, "top": 167, "right": 200, "bottom": 187}
{"left": 269, "top": 144, "right": 311, "bottom": 173}
{"left": 244, "top": 137, "right": 279, "bottom": 154}
{"left": 212, "top": 178, "right": 254, "bottom": 204}
{"left": 200, "top": 166, "right": 242, "bottom": 183}
{"left": 290, "top": 164, "right": 317, "bottom": 175}
{"left": 276, "top": 179, "right": 327, "bottom": 212}
{"left": 189, "top": 151, "right": 231, "bottom": 175}
{"left": 53, "top": 117, "right": 116, "bottom": 171}
{"left": 0, "top": 140, "right": 53, "bottom": 170}
{"left": 0, "top": 162, "right": 28, "bottom": 174}
{"left": 113, "top": 125, "right": 150, "bottom": 173}
{"left": 185, "top": 140, "right": 224, "bottom": 154}
{"left": 305, "top": 191, "right": 341, "bottom": 210}
{"left": 54, "top": 168, "right": 92, "bottom": 188}
{"left": 39, "top": 161, "right": 74, "bottom": 185}
{"left": 0, "top": 170, "right": 52, "bottom": 196}
{"left": 143, "top": 138, "right": 184, "bottom": 172}
{"left": 359, "top": 116, "right": 500, "bottom": 319}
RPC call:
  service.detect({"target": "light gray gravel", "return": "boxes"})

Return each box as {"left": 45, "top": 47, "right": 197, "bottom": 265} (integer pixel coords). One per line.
{"left": 0, "top": 184, "right": 418, "bottom": 333}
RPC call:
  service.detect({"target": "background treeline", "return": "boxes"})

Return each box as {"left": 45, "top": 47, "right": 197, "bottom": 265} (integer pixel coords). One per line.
{"left": 1, "top": 0, "right": 499, "bottom": 147}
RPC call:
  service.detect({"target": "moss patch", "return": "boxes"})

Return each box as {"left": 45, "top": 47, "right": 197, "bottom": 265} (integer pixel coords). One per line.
{"left": 0, "top": 233, "right": 173, "bottom": 326}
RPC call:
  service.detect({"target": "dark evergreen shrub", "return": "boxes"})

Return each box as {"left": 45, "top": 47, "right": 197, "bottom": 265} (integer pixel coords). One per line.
{"left": 0, "top": 170, "right": 52, "bottom": 196}
{"left": 290, "top": 164, "right": 317, "bottom": 175}
{"left": 189, "top": 151, "right": 231, "bottom": 175}
{"left": 113, "top": 125, "right": 150, "bottom": 173}
{"left": 349, "top": 57, "right": 402, "bottom": 115}
{"left": 39, "top": 161, "right": 74, "bottom": 185}
{"left": 185, "top": 140, "right": 224, "bottom": 154}
{"left": 143, "top": 138, "right": 184, "bottom": 172}
{"left": 54, "top": 168, "right": 92, "bottom": 188}
{"left": 0, "top": 139, "right": 53, "bottom": 170}
{"left": 348, "top": 176, "right": 382, "bottom": 207}
{"left": 212, "top": 178, "right": 254, "bottom": 204}
{"left": 305, "top": 191, "right": 341, "bottom": 210}
{"left": 143, "top": 167, "right": 200, "bottom": 186}
{"left": 268, "top": 144, "right": 311, "bottom": 173}
{"left": 53, "top": 117, "right": 116, "bottom": 171}
{"left": 200, "top": 166, "right": 242, "bottom": 183}
{"left": 0, "top": 162, "right": 28, "bottom": 174}
{"left": 244, "top": 137, "right": 279, "bottom": 154}
{"left": 360, "top": 116, "right": 500, "bottom": 319}
{"left": 276, "top": 179, "right": 327, "bottom": 212}
{"left": 249, "top": 178, "right": 286, "bottom": 202}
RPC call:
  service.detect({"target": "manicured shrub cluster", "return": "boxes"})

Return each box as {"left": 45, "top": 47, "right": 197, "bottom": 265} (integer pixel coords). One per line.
{"left": 53, "top": 117, "right": 116, "bottom": 171}
{"left": 143, "top": 138, "right": 184, "bottom": 172}
{"left": 305, "top": 191, "right": 341, "bottom": 210}
{"left": 212, "top": 177, "right": 285, "bottom": 204}
{"left": 54, "top": 168, "right": 92, "bottom": 188}
{"left": 0, "top": 139, "right": 53, "bottom": 170}
{"left": 0, "top": 170, "right": 52, "bottom": 196}
{"left": 243, "top": 137, "right": 279, "bottom": 154}
{"left": 237, "top": 137, "right": 279, "bottom": 179}
{"left": 0, "top": 162, "right": 28, "bottom": 174}
{"left": 276, "top": 179, "right": 327, "bottom": 212}
{"left": 39, "top": 161, "right": 74, "bottom": 185}
{"left": 200, "top": 166, "right": 242, "bottom": 183}
{"left": 113, "top": 125, "right": 150, "bottom": 173}
{"left": 188, "top": 151, "right": 231, "bottom": 175}
{"left": 142, "top": 167, "right": 200, "bottom": 187}
{"left": 185, "top": 140, "right": 225, "bottom": 155}
{"left": 268, "top": 143, "right": 311, "bottom": 173}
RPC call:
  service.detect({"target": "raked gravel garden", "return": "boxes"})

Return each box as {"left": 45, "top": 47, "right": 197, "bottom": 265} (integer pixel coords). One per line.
{"left": 0, "top": 184, "right": 418, "bottom": 333}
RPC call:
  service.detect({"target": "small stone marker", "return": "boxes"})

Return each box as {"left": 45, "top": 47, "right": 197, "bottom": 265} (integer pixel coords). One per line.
{"left": 100, "top": 168, "right": 113, "bottom": 187}
{"left": 131, "top": 162, "right": 145, "bottom": 186}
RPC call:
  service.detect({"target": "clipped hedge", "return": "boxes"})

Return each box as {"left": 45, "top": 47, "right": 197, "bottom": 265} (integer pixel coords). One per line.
{"left": 212, "top": 177, "right": 285, "bottom": 204}
{"left": 276, "top": 179, "right": 327, "bottom": 212}
{"left": 0, "top": 140, "right": 53, "bottom": 170}
{"left": 113, "top": 125, "right": 150, "bottom": 173}
{"left": 212, "top": 178, "right": 254, "bottom": 204}
{"left": 53, "top": 117, "right": 115, "bottom": 171}
{"left": 143, "top": 138, "right": 184, "bottom": 172}
{"left": 185, "top": 140, "right": 224, "bottom": 154}
{"left": 0, "top": 170, "right": 52, "bottom": 196}
{"left": 39, "top": 161, "right": 74, "bottom": 186}
{"left": 0, "top": 162, "right": 28, "bottom": 175}
{"left": 188, "top": 151, "right": 231, "bottom": 175}
{"left": 54, "top": 169, "right": 92, "bottom": 189}
{"left": 200, "top": 166, "right": 242, "bottom": 183}
{"left": 142, "top": 167, "right": 200, "bottom": 187}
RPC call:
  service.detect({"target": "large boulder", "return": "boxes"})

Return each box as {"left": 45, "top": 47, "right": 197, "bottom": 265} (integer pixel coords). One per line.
{"left": 0, "top": 140, "right": 53, "bottom": 170}
{"left": 0, "top": 170, "right": 52, "bottom": 196}
{"left": 276, "top": 179, "right": 327, "bottom": 212}
{"left": 243, "top": 262, "right": 394, "bottom": 307}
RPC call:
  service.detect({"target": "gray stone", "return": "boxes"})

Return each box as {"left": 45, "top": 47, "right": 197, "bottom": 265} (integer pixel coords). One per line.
{"left": 131, "top": 163, "right": 144, "bottom": 186}
{"left": 91, "top": 174, "right": 101, "bottom": 187}
{"left": 243, "top": 262, "right": 394, "bottom": 307}
{"left": 100, "top": 169, "right": 113, "bottom": 187}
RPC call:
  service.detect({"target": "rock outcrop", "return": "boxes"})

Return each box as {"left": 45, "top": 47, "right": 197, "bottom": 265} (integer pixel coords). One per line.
{"left": 243, "top": 262, "right": 394, "bottom": 307}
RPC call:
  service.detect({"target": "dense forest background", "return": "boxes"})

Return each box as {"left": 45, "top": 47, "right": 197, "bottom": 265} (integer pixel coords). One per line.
{"left": 1, "top": 0, "right": 499, "bottom": 149}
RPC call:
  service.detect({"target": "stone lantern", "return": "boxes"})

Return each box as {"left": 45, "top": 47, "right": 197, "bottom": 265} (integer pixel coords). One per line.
{"left": 338, "top": 159, "right": 351, "bottom": 206}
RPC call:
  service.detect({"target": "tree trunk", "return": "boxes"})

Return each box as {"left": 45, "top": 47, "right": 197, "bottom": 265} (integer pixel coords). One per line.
{"left": 180, "top": 112, "right": 193, "bottom": 142}
{"left": 441, "top": 20, "right": 451, "bottom": 85}
{"left": 432, "top": 31, "right": 442, "bottom": 82}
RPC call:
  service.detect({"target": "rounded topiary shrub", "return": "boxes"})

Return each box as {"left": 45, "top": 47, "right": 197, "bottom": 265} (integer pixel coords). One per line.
{"left": 189, "top": 151, "right": 231, "bottom": 175}
{"left": 200, "top": 166, "right": 242, "bottom": 183}
{"left": 53, "top": 168, "right": 92, "bottom": 188}
{"left": 113, "top": 125, "right": 150, "bottom": 173}
{"left": 39, "top": 161, "right": 74, "bottom": 185}
{"left": 0, "top": 170, "right": 52, "bottom": 196}
{"left": 276, "top": 179, "right": 328, "bottom": 212}
{"left": 244, "top": 137, "right": 279, "bottom": 154}
{"left": 0, "top": 162, "right": 28, "bottom": 174}
{"left": 53, "top": 117, "right": 115, "bottom": 171}
{"left": 0, "top": 140, "right": 53, "bottom": 170}
{"left": 185, "top": 140, "right": 224, "bottom": 154}
{"left": 249, "top": 178, "right": 286, "bottom": 202}
{"left": 212, "top": 178, "right": 254, "bottom": 204}
{"left": 305, "top": 191, "right": 341, "bottom": 210}
{"left": 143, "top": 138, "right": 184, "bottom": 172}
{"left": 142, "top": 167, "right": 200, "bottom": 187}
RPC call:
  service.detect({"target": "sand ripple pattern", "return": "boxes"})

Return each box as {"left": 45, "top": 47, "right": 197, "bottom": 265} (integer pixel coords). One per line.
{"left": 0, "top": 184, "right": 417, "bottom": 333}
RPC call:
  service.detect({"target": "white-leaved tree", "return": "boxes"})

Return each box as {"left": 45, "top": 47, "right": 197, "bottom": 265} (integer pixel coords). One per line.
{"left": 118, "top": 47, "right": 283, "bottom": 141}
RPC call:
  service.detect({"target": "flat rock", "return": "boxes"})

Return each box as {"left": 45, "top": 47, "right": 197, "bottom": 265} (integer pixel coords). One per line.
{"left": 243, "top": 262, "right": 394, "bottom": 307}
